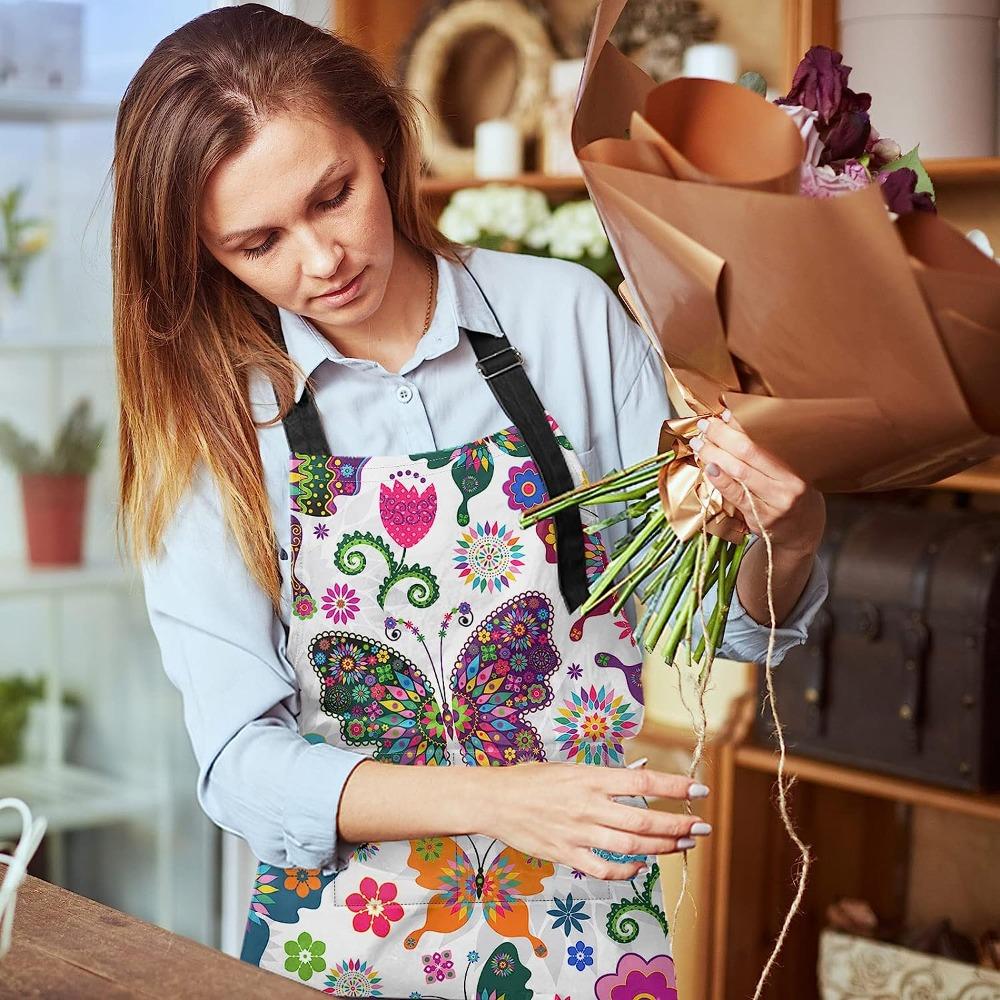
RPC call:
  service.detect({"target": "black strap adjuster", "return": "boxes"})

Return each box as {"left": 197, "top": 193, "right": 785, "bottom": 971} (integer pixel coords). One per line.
{"left": 474, "top": 345, "right": 523, "bottom": 380}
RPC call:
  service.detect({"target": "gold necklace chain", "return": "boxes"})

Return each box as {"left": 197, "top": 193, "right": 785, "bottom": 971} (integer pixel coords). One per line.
{"left": 421, "top": 252, "right": 436, "bottom": 335}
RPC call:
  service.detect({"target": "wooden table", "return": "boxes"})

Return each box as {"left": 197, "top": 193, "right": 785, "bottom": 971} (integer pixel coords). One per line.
{"left": 0, "top": 865, "right": 310, "bottom": 998}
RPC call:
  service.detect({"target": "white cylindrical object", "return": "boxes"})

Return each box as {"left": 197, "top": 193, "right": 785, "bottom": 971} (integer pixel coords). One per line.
{"left": 840, "top": 0, "right": 1000, "bottom": 158}
{"left": 682, "top": 43, "right": 739, "bottom": 83}
{"left": 474, "top": 119, "right": 523, "bottom": 179}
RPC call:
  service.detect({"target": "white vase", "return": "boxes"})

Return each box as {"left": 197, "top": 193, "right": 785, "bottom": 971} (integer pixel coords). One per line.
{"left": 839, "top": 0, "right": 1000, "bottom": 158}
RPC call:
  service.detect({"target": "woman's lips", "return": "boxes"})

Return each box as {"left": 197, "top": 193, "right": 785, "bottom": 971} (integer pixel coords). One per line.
{"left": 313, "top": 267, "right": 365, "bottom": 305}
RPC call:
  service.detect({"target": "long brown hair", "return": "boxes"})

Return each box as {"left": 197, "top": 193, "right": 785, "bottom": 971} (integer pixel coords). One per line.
{"left": 113, "top": 4, "right": 461, "bottom": 613}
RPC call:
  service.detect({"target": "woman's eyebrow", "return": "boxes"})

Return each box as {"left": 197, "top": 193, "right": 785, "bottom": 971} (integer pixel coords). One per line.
{"left": 216, "top": 157, "right": 350, "bottom": 247}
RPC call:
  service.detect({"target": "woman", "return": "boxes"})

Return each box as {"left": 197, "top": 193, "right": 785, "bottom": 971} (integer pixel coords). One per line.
{"left": 117, "top": 5, "right": 828, "bottom": 997}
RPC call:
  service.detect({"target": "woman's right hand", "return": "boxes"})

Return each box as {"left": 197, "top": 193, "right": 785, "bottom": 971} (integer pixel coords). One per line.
{"left": 476, "top": 761, "right": 712, "bottom": 880}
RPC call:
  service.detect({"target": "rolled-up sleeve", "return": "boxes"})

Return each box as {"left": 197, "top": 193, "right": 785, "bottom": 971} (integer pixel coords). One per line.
{"left": 141, "top": 462, "right": 368, "bottom": 874}
{"left": 605, "top": 294, "right": 829, "bottom": 666}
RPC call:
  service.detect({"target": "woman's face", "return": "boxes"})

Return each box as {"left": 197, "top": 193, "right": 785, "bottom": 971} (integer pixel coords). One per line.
{"left": 199, "top": 111, "right": 395, "bottom": 328}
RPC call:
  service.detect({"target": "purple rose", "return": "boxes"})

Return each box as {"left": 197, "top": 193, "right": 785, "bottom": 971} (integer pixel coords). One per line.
{"left": 820, "top": 110, "right": 871, "bottom": 165}
{"left": 776, "top": 46, "right": 870, "bottom": 125}
{"left": 878, "top": 168, "right": 936, "bottom": 215}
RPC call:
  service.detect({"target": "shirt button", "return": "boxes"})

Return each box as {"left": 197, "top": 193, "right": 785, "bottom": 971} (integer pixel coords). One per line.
{"left": 396, "top": 384, "right": 414, "bottom": 404}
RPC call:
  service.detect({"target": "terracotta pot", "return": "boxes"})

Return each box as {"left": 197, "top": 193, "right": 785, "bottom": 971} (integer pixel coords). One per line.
{"left": 19, "top": 473, "right": 88, "bottom": 566}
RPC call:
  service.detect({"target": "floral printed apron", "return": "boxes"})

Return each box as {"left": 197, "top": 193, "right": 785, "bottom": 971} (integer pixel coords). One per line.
{"left": 240, "top": 264, "right": 680, "bottom": 1000}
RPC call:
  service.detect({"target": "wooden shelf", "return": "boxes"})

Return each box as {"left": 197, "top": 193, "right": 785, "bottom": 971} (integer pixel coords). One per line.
{"left": 736, "top": 743, "right": 1000, "bottom": 823}
{"left": 925, "top": 157, "right": 1000, "bottom": 185}
{"left": 929, "top": 458, "right": 1000, "bottom": 496}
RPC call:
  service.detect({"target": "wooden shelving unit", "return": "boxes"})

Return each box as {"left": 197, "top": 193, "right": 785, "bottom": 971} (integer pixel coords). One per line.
{"left": 339, "top": 3, "right": 1000, "bottom": 996}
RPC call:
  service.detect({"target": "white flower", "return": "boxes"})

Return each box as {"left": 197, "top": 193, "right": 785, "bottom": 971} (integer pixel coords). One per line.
{"left": 966, "top": 228, "right": 996, "bottom": 260}
{"left": 438, "top": 185, "right": 551, "bottom": 246}
{"left": 547, "top": 201, "right": 610, "bottom": 261}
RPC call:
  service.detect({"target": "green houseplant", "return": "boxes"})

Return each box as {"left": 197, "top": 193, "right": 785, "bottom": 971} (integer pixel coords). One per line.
{"left": 0, "top": 399, "right": 105, "bottom": 566}
{"left": 0, "top": 676, "right": 82, "bottom": 765}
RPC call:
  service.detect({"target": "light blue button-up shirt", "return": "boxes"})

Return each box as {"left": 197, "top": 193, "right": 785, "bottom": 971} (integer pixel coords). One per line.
{"left": 141, "top": 247, "right": 828, "bottom": 872}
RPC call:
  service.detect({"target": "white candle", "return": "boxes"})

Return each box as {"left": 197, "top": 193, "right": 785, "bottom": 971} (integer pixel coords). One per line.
{"left": 474, "top": 119, "right": 523, "bottom": 179}
{"left": 682, "top": 43, "right": 739, "bottom": 83}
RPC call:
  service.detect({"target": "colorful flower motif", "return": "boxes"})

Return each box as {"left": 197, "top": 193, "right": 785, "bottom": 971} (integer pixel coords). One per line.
{"left": 468, "top": 950, "right": 480, "bottom": 964}
{"left": 283, "top": 867, "right": 322, "bottom": 899}
{"left": 571, "top": 868, "right": 585, "bottom": 879}
{"left": 594, "top": 952, "right": 679, "bottom": 1000}
{"left": 293, "top": 595, "right": 317, "bottom": 620}
{"left": 313, "top": 522, "right": 330, "bottom": 540}
{"left": 536, "top": 517, "right": 558, "bottom": 563}
{"left": 615, "top": 614, "right": 637, "bottom": 645}
{"left": 413, "top": 837, "right": 444, "bottom": 862}
{"left": 352, "top": 842, "right": 380, "bottom": 864}
{"left": 322, "top": 957, "right": 382, "bottom": 996}
{"left": 554, "top": 685, "right": 638, "bottom": 766}
{"left": 567, "top": 940, "right": 594, "bottom": 971}
{"left": 568, "top": 662, "right": 583, "bottom": 680}
{"left": 379, "top": 474, "right": 437, "bottom": 548}
{"left": 283, "top": 930, "right": 327, "bottom": 982}
{"left": 422, "top": 948, "right": 456, "bottom": 984}
{"left": 322, "top": 583, "right": 361, "bottom": 623}
{"left": 547, "top": 893, "right": 590, "bottom": 937}
{"left": 345, "top": 877, "right": 404, "bottom": 938}
{"left": 246, "top": 864, "right": 280, "bottom": 926}
{"left": 503, "top": 462, "right": 547, "bottom": 512}
{"left": 490, "top": 949, "right": 516, "bottom": 977}
{"left": 453, "top": 521, "right": 525, "bottom": 593}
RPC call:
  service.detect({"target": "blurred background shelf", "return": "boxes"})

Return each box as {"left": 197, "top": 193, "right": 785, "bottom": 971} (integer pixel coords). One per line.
{"left": 0, "top": 561, "right": 136, "bottom": 597}
{"left": 0, "top": 763, "right": 162, "bottom": 838}
{"left": 0, "top": 92, "right": 120, "bottom": 123}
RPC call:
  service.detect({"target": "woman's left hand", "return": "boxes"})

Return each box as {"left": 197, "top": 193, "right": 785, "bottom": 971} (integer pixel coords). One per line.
{"left": 690, "top": 409, "right": 826, "bottom": 557}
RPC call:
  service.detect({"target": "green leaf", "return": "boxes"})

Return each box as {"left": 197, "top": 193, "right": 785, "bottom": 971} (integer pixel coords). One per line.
{"left": 880, "top": 144, "right": 935, "bottom": 201}
{"left": 737, "top": 71, "right": 767, "bottom": 97}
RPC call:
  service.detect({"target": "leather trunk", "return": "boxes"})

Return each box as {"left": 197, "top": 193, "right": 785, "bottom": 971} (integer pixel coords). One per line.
{"left": 753, "top": 496, "right": 1000, "bottom": 792}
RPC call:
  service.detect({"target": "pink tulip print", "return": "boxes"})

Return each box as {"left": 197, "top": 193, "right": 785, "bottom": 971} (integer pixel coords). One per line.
{"left": 379, "top": 476, "right": 437, "bottom": 548}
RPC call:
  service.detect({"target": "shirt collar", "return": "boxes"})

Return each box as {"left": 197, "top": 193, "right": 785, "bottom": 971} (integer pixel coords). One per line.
{"left": 278, "top": 251, "right": 504, "bottom": 402}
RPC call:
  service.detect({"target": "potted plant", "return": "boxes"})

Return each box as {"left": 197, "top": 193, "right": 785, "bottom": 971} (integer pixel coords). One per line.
{"left": 0, "top": 399, "right": 104, "bottom": 566}
{"left": 0, "top": 182, "right": 49, "bottom": 335}
{"left": 0, "top": 675, "right": 82, "bottom": 766}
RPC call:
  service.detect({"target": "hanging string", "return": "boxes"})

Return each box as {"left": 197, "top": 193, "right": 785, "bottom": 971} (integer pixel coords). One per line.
{"left": 737, "top": 484, "right": 812, "bottom": 1000}
{"left": 0, "top": 798, "right": 47, "bottom": 961}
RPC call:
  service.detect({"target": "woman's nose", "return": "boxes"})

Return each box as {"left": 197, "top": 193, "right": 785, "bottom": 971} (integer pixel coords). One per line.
{"left": 298, "top": 229, "right": 344, "bottom": 279}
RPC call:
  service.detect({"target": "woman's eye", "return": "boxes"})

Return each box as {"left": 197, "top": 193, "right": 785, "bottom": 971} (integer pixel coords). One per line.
{"left": 240, "top": 182, "right": 353, "bottom": 261}
{"left": 321, "top": 182, "right": 353, "bottom": 211}
{"left": 242, "top": 234, "right": 277, "bottom": 260}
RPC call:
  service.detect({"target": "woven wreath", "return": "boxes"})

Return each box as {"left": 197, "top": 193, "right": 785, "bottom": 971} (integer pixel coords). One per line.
{"left": 404, "top": 0, "right": 556, "bottom": 178}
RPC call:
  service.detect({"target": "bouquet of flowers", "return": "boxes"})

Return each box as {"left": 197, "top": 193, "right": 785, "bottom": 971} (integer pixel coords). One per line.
{"left": 520, "top": 5, "right": 1000, "bottom": 675}
{"left": 437, "top": 183, "right": 622, "bottom": 289}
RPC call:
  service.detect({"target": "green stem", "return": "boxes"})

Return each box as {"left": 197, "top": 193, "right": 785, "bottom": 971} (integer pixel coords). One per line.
{"left": 578, "top": 507, "right": 666, "bottom": 614}
{"left": 640, "top": 539, "right": 700, "bottom": 653}
{"left": 662, "top": 535, "right": 722, "bottom": 666}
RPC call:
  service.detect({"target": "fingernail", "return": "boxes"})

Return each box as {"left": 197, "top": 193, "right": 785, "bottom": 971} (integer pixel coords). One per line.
{"left": 690, "top": 822, "right": 713, "bottom": 836}
{"left": 696, "top": 417, "right": 709, "bottom": 432}
{"left": 721, "top": 408, "right": 732, "bottom": 423}
{"left": 706, "top": 463, "right": 720, "bottom": 477}
{"left": 688, "top": 784, "right": 710, "bottom": 799}
{"left": 677, "top": 838, "right": 696, "bottom": 850}
{"left": 690, "top": 436, "right": 704, "bottom": 453}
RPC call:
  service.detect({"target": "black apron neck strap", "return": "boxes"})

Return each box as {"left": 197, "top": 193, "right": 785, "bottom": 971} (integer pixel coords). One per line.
{"left": 464, "top": 325, "right": 590, "bottom": 614}
{"left": 273, "top": 316, "right": 333, "bottom": 456}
